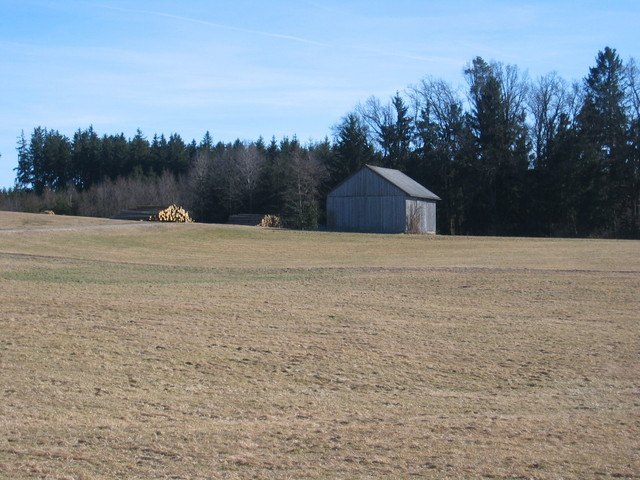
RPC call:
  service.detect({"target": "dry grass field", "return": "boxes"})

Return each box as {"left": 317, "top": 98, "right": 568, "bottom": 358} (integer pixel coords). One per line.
{"left": 1, "top": 211, "right": 638, "bottom": 479}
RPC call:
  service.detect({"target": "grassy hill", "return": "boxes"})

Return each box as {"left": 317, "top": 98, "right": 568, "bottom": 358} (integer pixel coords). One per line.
{"left": 1, "top": 211, "right": 638, "bottom": 479}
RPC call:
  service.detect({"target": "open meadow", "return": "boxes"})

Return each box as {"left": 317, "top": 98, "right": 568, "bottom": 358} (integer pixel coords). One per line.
{"left": 1, "top": 211, "right": 639, "bottom": 479}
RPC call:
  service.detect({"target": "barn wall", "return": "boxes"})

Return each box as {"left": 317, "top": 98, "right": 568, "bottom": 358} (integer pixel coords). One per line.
{"left": 327, "top": 195, "right": 406, "bottom": 233}
{"left": 328, "top": 168, "right": 408, "bottom": 233}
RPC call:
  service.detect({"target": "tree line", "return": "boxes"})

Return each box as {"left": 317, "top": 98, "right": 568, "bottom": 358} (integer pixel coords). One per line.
{"left": 3, "top": 47, "right": 639, "bottom": 237}
{"left": 6, "top": 130, "right": 330, "bottom": 229}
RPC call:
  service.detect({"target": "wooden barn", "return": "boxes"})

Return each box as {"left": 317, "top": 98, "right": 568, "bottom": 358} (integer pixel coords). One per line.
{"left": 327, "top": 165, "right": 441, "bottom": 234}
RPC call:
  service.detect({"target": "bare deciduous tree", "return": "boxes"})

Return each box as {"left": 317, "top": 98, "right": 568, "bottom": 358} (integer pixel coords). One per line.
{"left": 528, "top": 72, "right": 570, "bottom": 165}
{"left": 234, "top": 143, "right": 265, "bottom": 212}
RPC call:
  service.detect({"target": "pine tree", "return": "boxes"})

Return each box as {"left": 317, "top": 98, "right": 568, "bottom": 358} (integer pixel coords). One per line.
{"left": 43, "top": 130, "right": 72, "bottom": 191}
{"left": 381, "top": 93, "right": 414, "bottom": 171}
{"left": 327, "top": 112, "right": 375, "bottom": 189}
{"left": 72, "top": 126, "right": 101, "bottom": 189}
{"left": 465, "top": 57, "right": 529, "bottom": 235}
{"left": 167, "top": 133, "right": 189, "bottom": 175}
{"left": 15, "top": 131, "right": 32, "bottom": 190}
{"left": 128, "top": 129, "right": 151, "bottom": 178}
{"left": 28, "top": 127, "right": 47, "bottom": 195}
{"left": 100, "top": 133, "right": 129, "bottom": 181}
{"left": 576, "top": 47, "right": 631, "bottom": 236}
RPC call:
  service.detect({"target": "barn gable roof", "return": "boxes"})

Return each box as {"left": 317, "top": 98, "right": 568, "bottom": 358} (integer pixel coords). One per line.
{"left": 366, "top": 165, "right": 441, "bottom": 201}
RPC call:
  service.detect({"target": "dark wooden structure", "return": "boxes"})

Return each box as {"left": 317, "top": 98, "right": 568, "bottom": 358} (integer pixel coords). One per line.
{"left": 111, "top": 205, "right": 167, "bottom": 221}
{"left": 327, "top": 165, "right": 440, "bottom": 234}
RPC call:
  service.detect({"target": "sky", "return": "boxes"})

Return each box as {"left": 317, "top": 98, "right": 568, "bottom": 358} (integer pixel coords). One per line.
{"left": 0, "top": 0, "right": 639, "bottom": 189}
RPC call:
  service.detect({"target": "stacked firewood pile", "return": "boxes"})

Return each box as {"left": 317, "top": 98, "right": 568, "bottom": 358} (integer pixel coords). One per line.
{"left": 258, "top": 214, "right": 283, "bottom": 228}
{"left": 149, "top": 205, "right": 193, "bottom": 223}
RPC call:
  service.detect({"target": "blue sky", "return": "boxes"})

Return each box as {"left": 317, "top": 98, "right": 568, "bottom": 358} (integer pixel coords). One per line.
{"left": 0, "top": 0, "right": 638, "bottom": 189}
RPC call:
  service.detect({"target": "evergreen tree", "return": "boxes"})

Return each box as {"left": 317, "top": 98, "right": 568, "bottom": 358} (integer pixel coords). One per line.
{"left": 15, "top": 131, "right": 32, "bottom": 190}
{"left": 255, "top": 137, "right": 282, "bottom": 213}
{"left": 167, "top": 133, "right": 189, "bottom": 175}
{"left": 150, "top": 134, "right": 168, "bottom": 175}
{"left": 72, "top": 126, "right": 101, "bottom": 189}
{"left": 308, "top": 138, "right": 333, "bottom": 223}
{"left": 544, "top": 113, "right": 582, "bottom": 236}
{"left": 43, "top": 130, "right": 72, "bottom": 191}
{"left": 576, "top": 47, "right": 631, "bottom": 236}
{"left": 28, "top": 127, "right": 47, "bottom": 195}
{"left": 465, "top": 57, "right": 529, "bottom": 235}
{"left": 381, "top": 93, "right": 414, "bottom": 170}
{"left": 627, "top": 60, "right": 640, "bottom": 236}
{"left": 327, "top": 112, "right": 375, "bottom": 189}
{"left": 100, "top": 133, "right": 129, "bottom": 181}
{"left": 128, "top": 129, "right": 151, "bottom": 178}
{"left": 198, "top": 131, "right": 215, "bottom": 157}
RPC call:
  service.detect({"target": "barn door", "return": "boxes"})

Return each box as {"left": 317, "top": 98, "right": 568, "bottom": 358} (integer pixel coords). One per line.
{"left": 406, "top": 200, "right": 425, "bottom": 234}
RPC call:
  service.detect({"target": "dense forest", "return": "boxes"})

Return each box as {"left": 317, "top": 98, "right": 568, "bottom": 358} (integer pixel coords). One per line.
{"left": 2, "top": 47, "right": 639, "bottom": 238}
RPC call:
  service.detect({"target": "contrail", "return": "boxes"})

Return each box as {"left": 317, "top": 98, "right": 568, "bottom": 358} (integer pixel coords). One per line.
{"left": 102, "top": 6, "right": 327, "bottom": 47}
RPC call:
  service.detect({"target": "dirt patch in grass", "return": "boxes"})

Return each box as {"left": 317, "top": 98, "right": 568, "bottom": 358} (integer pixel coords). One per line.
{"left": 1, "top": 211, "right": 639, "bottom": 479}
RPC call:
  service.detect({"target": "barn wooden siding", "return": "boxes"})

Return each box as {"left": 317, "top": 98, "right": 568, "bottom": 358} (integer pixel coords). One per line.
{"left": 327, "top": 166, "right": 439, "bottom": 234}
{"left": 328, "top": 195, "right": 406, "bottom": 233}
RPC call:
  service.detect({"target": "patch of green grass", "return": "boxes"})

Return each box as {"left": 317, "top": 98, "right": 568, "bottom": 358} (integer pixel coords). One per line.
{"left": 0, "top": 260, "right": 350, "bottom": 285}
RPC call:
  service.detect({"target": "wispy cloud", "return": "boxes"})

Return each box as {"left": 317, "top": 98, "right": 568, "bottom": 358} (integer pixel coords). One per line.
{"left": 100, "top": 6, "right": 328, "bottom": 47}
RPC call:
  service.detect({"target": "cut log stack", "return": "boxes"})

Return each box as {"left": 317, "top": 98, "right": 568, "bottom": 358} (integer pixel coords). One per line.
{"left": 258, "top": 214, "right": 283, "bottom": 228}
{"left": 149, "top": 204, "right": 194, "bottom": 223}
